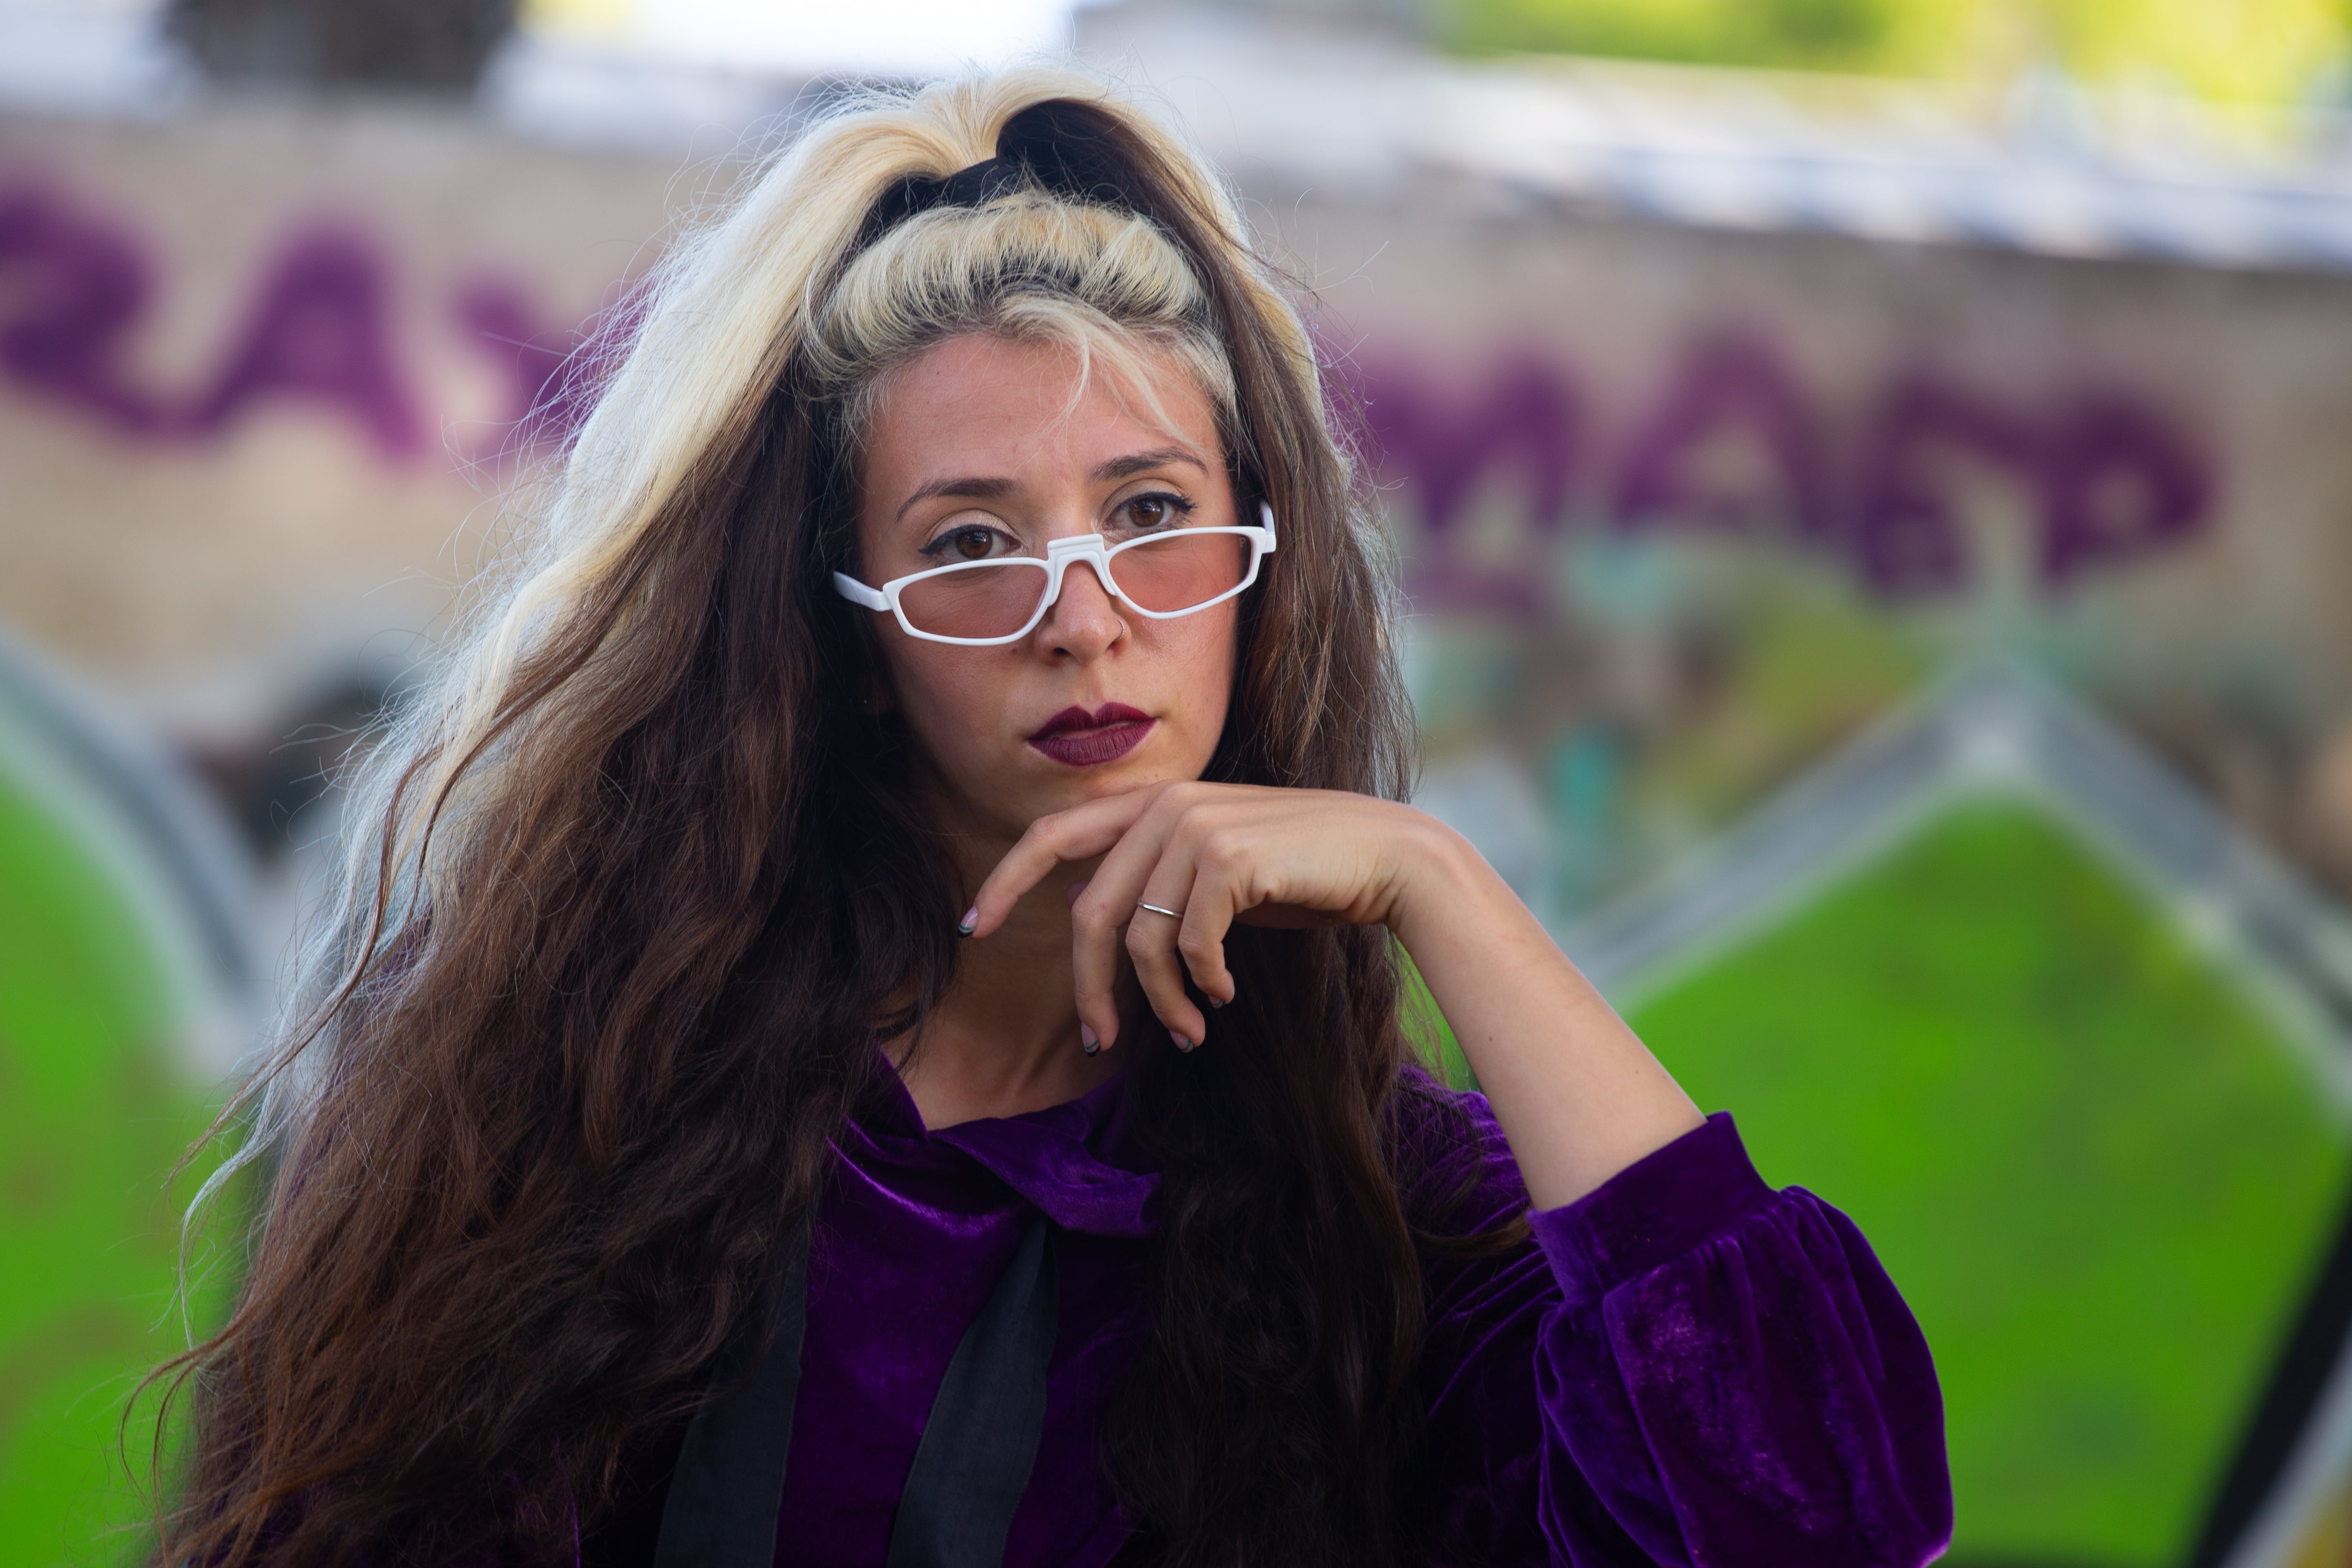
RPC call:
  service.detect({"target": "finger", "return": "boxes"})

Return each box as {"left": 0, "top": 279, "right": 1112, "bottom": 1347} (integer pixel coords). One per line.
{"left": 1173, "top": 857, "right": 1240, "bottom": 1011}
{"left": 964, "top": 790, "right": 1159, "bottom": 938}
{"left": 1065, "top": 799, "right": 1193, "bottom": 1050}
{"left": 1125, "top": 861, "right": 1206, "bottom": 1049}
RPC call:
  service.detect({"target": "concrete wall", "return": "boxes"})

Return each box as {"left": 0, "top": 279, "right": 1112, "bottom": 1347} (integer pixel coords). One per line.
{"left": 7, "top": 83, "right": 2352, "bottom": 895}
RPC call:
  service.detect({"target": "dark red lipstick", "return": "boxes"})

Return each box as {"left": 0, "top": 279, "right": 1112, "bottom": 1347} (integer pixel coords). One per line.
{"left": 1027, "top": 703, "right": 1156, "bottom": 767}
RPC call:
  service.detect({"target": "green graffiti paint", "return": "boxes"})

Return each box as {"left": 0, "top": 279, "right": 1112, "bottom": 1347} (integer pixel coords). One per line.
{"left": 1625, "top": 799, "right": 2352, "bottom": 1567}
{"left": 0, "top": 754, "right": 243, "bottom": 1562}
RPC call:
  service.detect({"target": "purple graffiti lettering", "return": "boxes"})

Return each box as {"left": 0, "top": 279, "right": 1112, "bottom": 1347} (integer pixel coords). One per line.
{"left": 0, "top": 183, "right": 167, "bottom": 431}
{"left": 189, "top": 228, "right": 420, "bottom": 458}
{"left": 1852, "top": 378, "right": 2211, "bottom": 594}
{"left": 1368, "top": 335, "right": 2212, "bottom": 606}
{"left": 453, "top": 277, "right": 589, "bottom": 446}
{"left": 1614, "top": 335, "right": 1830, "bottom": 539}
{"left": 2039, "top": 395, "right": 2211, "bottom": 586}
{"left": 1852, "top": 378, "right": 2037, "bottom": 596}
{"left": 1358, "top": 356, "right": 1579, "bottom": 532}
{"left": 0, "top": 172, "right": 2221, "bottom": 590}
{"left": 452, "top": 273, "right": 653, "bottom": 450}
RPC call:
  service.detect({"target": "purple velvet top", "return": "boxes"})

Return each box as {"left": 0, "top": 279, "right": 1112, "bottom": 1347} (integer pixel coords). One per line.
{"left": 734, "top": 1065, "right": 1952, "bottom": 1568}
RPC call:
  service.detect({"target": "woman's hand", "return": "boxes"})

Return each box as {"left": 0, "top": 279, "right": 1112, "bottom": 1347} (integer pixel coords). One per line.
{"left": 962, "top": 779, "right": 1705, "bottom": 1207}
{"left": 963, "top": 782, "right": 1454, "bottom": 1052}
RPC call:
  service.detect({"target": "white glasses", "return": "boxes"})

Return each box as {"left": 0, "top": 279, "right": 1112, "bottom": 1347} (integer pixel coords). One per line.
{"left": 833, "top": 501, "right": 1278, "bottom": 646}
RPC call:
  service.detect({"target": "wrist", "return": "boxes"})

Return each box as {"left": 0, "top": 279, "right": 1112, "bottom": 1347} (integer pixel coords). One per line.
{"left": 1383, "top": 810, "right": 1504, "bottom": 957}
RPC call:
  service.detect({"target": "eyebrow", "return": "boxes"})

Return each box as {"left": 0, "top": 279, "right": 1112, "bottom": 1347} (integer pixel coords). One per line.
{"left": 894, "top": 474, "right": 1016, "bottom": 523}
{"left": 892, "top": 447, "right": 1208, "bottom": 523}
{"left": 1090, "top": 446, "right": 1207, "bottom": 483}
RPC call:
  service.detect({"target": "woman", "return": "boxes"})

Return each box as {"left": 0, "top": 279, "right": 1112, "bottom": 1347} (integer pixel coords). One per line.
{"left": 155, "top": 73, "right": 1952, "bottom": 1568}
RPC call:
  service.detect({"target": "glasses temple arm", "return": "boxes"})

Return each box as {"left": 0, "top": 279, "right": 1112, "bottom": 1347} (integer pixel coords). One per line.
{"left": 831, "top": 572, "right": 889, "bottom": 610}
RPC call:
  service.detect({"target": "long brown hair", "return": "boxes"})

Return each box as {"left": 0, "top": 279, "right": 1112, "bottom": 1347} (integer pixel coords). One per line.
{"left": 152, "top": 72, "right": 1445, "bottom": 1568}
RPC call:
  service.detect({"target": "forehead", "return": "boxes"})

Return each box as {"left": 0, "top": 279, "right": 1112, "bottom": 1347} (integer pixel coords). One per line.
{"left": 862, "top": 334, "right": 1220, "bottom": 490}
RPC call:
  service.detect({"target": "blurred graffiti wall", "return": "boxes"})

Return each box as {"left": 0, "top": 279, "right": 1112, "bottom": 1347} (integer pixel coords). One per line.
{"left": 12, "top": 11, "right": 2352, "bottom": 1564}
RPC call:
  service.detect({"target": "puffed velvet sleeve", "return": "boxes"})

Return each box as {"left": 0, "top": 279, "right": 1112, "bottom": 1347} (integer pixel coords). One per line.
{"left": 1404, "top": 1092, "right": 1952, "bottom": 1568}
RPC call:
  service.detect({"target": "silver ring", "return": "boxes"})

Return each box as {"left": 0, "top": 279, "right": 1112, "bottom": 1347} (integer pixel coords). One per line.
{"left": 1135, "top": 901, "right": 1184, "bottom": 920}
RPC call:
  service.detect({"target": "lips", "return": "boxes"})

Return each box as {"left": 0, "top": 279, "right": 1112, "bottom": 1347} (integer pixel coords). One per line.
{"left": 1027, "top": 703, "right": 1156, "bottom": 768}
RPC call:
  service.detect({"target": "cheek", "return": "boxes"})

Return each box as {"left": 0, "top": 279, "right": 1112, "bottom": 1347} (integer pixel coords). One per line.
{"left": 1168, "top": 609, "right": 1239, "bottom": 734}
{"left": 882, "top": 644, "right": 996, "bottom": 753}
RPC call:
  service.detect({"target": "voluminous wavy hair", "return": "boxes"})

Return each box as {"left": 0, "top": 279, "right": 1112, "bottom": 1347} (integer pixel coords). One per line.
{"left": 152, "top": 70, "right": 1454, "bottom": 1568}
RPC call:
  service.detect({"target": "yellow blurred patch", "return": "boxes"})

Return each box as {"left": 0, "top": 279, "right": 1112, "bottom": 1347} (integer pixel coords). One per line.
{"left": 519, "top": 0, "right": 636, "bottom": 43}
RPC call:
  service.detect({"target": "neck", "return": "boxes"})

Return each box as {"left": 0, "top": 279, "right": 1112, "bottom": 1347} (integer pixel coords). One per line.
{"left": 886, "top": 796, "right": 1132, "bottom": 1131}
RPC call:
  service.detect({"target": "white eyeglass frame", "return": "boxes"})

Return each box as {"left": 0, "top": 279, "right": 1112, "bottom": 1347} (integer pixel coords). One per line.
{"left": 832, "top": 501, "right": 1278, "bottom": 646}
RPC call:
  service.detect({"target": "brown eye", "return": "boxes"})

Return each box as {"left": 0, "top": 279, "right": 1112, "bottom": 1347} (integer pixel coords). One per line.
{"left": 949, "top": 527, "right": 995, "bottom": 561}
{"left": 1126, "top": 494, "right": 1186, "bottom": 529}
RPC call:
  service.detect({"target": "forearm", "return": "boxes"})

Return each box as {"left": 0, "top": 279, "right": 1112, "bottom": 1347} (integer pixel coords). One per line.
{"left": 1388, "top": 820, "right": 1703, "bottom": 1208}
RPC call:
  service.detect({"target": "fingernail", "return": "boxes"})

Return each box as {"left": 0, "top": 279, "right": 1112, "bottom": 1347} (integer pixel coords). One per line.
{"left": 957, "top": 907, "right": 978, "bottom": 936}
{"left": 1206, "top": 996, "right": 1225, "bottom": 1010}
{"left": 1171, "top": 1032, "right": 1192, "bottom": 1052}
{"left": 1080, "top": 1023, "right": 1100, "bottom": 1056}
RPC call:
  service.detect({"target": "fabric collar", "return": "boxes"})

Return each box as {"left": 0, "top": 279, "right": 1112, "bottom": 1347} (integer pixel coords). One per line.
{"left": 856, "top": 1060, "right": 1160, "bottom": 1238}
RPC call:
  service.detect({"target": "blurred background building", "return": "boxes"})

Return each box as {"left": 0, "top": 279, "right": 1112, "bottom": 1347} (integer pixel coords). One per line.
{"left": 7, "top": 0, "right": 2352, "bottom": 1562}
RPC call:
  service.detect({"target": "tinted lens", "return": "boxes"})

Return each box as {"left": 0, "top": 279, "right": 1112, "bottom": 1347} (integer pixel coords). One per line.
{"left": 1107, "top": 532, "right": 1249, "bottom": 615}
{"left": 897, "top": 560, "right": 1049, "bottom": 639}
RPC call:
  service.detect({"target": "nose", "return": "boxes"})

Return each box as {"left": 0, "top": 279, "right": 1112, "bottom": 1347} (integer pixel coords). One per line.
{"left": 1034, "top": 554, "right": 1125, "bottom": 661}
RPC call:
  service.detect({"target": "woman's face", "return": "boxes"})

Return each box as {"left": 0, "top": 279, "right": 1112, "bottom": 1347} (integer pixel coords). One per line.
{"left": 855, "top": 333, "right": 1242, "bottom": 843}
